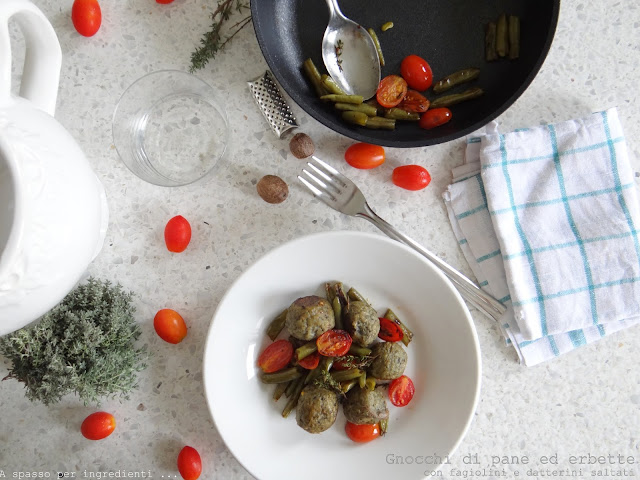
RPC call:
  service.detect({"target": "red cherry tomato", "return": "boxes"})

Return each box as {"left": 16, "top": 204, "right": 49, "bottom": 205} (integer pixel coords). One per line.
{"left": 398, "top": 90, "right": 430, "bottom": 113}
{"left": 81, "top": 412, "right": 116, "bottom": 440}
{"left": 419, "top": 108, "right": 453, "bottom": 130}
{"left": 392, "top": 165, "right": 431, "bottom": 191}
{"left": 257, "top": 339, "right": 294, "bottom": 373}
{"left": 297, "top": 351, "right": 320, "bottom": 370}
{"left": 71, "top": 0, "right": 102, "bottom": 37}
{"left": 156, "top": 0, "right": 175, "bottom": 3}
{"left": 400, "top": 55, "right": 433, "bottom": 91}
{"left": 316, "top": 329, "right": 353, "bottom": 357}
{"left": 177, "top": 446, "right": 202, "bottom": 480}
{"left": 345, "top": 143, "right": 385, "bottom": 170}
{"left": 164, "top": 215, "right": 192, "bottom": 252}
{"left": 376, "top": 75, "right": 408, "bottom": 109}
{"left": 388, "top": 375, "right": 415, "bottom": 407}
{"left": 378, "top": 317, "right": 404, "bottom": 342}
{"left": 345, "top": 422, "right": 381, "bottom": 443}
{"left": 154, "top": 308, "right": 188, "bottom": 344}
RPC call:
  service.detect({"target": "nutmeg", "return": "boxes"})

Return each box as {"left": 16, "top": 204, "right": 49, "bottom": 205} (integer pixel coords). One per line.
{"left": 257, "top": 175, "right": 289, "bottom": 204}
{"left": 289, "top": 132, "right": 315, "bottom": 159}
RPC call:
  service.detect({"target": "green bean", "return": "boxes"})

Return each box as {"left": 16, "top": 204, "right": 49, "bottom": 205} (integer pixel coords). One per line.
{"left": 334, "top": 102, "right": 378, "bottom": 116}
{"left": 330, "top": 368, "right": 364, "bottom": 383}
{"left": 384, "top": 308, "right": 413, "bottom": 346}
{"left": 379, "top": 418, "right": 388, "bottom": 435}
{"left": 365, "top": 376, "right": 376, "bottom": 391}
{"left": 273, "top": 381, "right": 289, "bottom": 401}
{"left": 321, "top": 94, "right": 364, "bottom": 104}
{"left": 261, "top": 367, "right": 302, "bottom": 384}
{"left": 347, "top": 287, "right": 368, "bottom": 304}
{"left": 320, "top": 355, "right": 334, "bottom": 372}
{"left": 365, "top": 116, "right": 395, "bottom": 130}
{"left": 485, "top": 22, "right": 498, "bottom": 62}
{"left": 381, "top": 21, "right": 394, "bottom": 32}
{"left": 284, "top": 376, "right": 298, "bottom": 397}
{"left": 348, "top": 344, "right": 372, "bottom": 357}
{"left": 340, "top": 378, "right": 358, "bottom": 394}
{"left": 365, "top": 99, "right": 385, "bottom": 116}
{"left": 342, "top": 110, "right": 369, "bottom": 127}
{"left": 433, "top": 68, "right": 481, "bottom": 94}
{"left": 332, "top": 296, "right": 343, "bottom": 330}
{"left": 321, "top": 75, "right": 347, "bottom": 95}
{"left": 508, "top": 15, "right": 520, "bottom": 60}
{"left": 367, "top": 28, "right": 385, "bottom": 67}
{"left": 266, "top": 308, "right": 287, "bottom": 341}
{"left": 325, "top": 282, "right": 336, "bottom": 304}
{"left": 295, "top": 341, "right": 317, "bottom": 362}
{"left": 384, "top": 108, "right": 420, "bottom": 121}
{"left": 303, "top": 58, "right": 329, "bottom": 97}
{"left": 335, "top": 282, "right": 349, "bottom": 309}
{"left": 429, "top": 87, "right": 484, "bottom": 108}
{"left": 358, "top": 371, "right": 366, "bottom": 389}
{"left": 496, "top": 13, "right": 509, "bottom": 58}
{"left": 282, "top": 376, "right": 305, "bottom": 418}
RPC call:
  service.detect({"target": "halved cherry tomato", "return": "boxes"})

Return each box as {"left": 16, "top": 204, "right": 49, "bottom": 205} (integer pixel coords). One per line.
{"left": 81, "top": 412, "right": 116, "bottom": 440}
{"left": 297, "top": 351, "right": 320, "bottom": 370}
{"left": 154, "top": 308, "right": 188, "bottom": 344}
{"left": 316, "top": 329, "right": 352, "bottom": 357}
{"left": 400, "top": 55, "right": 433, "bottom": 91}
{"left": 257, "top": 339, "right": 294, "bottom": 373}
{"left": 388, "top": 375, "right": 415, "bottom": 407}
{"left": 376, "top": 75, "right": 408, "bottom": 109}
{"left": 345, "top": 421, "right": 381, "bottom": 443}
{"left": 398, "top": 90, "right": 430, "bottom": 113}
{"left": 378, "top": 317, "right": 404, "bottom": 342}
{"left": 71, "top": 0, "right": 102, "bottom": 37}
{"left": 165, "top": 215, "right": 192, "bottom": 253}
{"left": 345, "top": 143, "right": 385, "bottom": 170}
{"left": 419, "top": 108, "right": 453, "bottom": 130}
{"left": 177, "top": 446, "right": 202, "bottom": 480}
{"left": 156, "top": 0, "right": 175, "bottom": 3}
{"left": 392, "top": 165, "right": 431, "bottom": 191}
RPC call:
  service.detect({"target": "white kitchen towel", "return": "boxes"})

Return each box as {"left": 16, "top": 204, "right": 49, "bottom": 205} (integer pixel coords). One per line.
{"left": 443, "top": 109, "right": 640, "bottom": 366}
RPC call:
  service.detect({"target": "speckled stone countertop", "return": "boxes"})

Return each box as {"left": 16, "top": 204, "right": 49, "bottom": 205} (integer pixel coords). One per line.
{"left": 1, "top": 1, "right": 639, "bottom": 479}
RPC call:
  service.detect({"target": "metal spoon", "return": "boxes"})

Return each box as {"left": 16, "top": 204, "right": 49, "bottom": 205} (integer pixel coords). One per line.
{"left": 321, "top": 0, "right": 381, "bottom": 99}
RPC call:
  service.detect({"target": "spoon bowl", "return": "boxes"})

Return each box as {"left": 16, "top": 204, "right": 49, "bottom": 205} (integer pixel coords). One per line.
{"left": 321, "top": 0, "right": 381, "bottom": 99}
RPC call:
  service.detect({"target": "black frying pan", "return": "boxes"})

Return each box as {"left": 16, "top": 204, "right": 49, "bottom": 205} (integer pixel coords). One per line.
{"left": 251, "top": 0, "right": 560, "bottom": 148}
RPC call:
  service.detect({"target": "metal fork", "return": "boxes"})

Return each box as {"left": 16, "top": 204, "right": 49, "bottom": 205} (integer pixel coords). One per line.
{"left": 298, "top": 156, "right": 507, "bottom": 322}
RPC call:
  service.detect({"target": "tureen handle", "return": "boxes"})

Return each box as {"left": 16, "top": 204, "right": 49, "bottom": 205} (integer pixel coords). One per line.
{"left": 0, "top": 0, "right": 62, "bottom": 116}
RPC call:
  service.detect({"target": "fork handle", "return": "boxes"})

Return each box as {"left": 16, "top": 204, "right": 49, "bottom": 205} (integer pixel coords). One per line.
{"left": 358, "top": 204, "right": 507, "bottom": 322}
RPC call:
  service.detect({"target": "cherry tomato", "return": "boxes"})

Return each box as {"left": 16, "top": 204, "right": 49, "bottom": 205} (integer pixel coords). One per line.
{"left": 156, "top": 0, "right": 175, "bottom": 3}
{"left": 398, "top": 90, "right": 430, "bottom": 113}
{"left": 177, "top": 446, "right": 202, "bottom": 480}
{"left": 81, "top": 412, "right": 116, "bottom": 440}
{"left": 388, "top": 375, "right": 415, "bottom": 407}
{"left": 164, "top": 215, "right": 192, "bottom": 253}
{"left": 392, "top": 165, "right": 431, "bottom": 191}
{"left": 376, "top": 75, "right": 408, "bottom": 109}
{"left": 257, "top": 339, "right": 294, "bottom": 373}
{"left": 345, "top": 422, "right": 381, "bottom": 443}
{"left": 154, "top": 308, "right": 188, "bottom": 344}
{"left": 419, "top": 108, "right": 453, "bottom": 130}
{"left": 378, "top": 317, "right": 404, "bottom": 342}
{"left": 316, "top": 329, "right": 352, "bottom": 357}
{"left": 400, "top": 55, "right": 433, "bottom": 91}
{"left": 345, "top": 143, "right": 385, "bottom": 170}
{"left": 71, "top": 0, "right": 102, "bottom": 37}
{"left": 297, "top": 351, "right": 320, "bottom": 370}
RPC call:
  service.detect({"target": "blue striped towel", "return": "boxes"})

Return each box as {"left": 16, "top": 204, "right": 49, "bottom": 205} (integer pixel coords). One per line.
{"left": 443, "top": 108, "right": 640, "bottom": 366}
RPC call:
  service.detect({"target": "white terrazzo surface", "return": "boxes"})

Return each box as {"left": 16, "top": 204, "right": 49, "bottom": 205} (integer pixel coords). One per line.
{"left": 1, "top": 1, "right": 639, "bottom": 479}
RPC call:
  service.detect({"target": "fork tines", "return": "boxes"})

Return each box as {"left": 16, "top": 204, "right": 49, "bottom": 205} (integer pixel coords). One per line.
{"left": 298, "top": 156, "right": 346, "bottom": 198}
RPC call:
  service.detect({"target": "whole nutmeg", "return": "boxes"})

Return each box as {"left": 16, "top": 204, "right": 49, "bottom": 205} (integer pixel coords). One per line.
{"left": 257, "top": 175, "right": 289, "bottom": 204}
{"left": 289, "top": 132, "right": 315, "bottom": 159}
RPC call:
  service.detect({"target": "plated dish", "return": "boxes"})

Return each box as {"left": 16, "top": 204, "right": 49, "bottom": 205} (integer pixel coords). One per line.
{"left": 203, "top": 231, "right": 481, "bottom": 480}
{"left": 251, "top": 0, "right": 560, "bottom": 147}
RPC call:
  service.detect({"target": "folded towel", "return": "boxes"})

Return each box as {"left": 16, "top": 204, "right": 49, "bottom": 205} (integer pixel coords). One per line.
{"left": 444, "top": 108, "right": 640, "bottom": 366}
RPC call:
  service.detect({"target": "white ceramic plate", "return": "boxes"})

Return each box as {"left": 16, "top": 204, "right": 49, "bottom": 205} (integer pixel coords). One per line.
{"left": 203, "top": 231, "right": 481, "bottom": 480}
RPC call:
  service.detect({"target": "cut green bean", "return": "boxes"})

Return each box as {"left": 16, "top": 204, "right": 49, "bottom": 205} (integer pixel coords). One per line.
{"left": 429, "top": 87, "right": 484, "bottom": 108}
{"left": 342, "top": 110, "right": 369, "bottom": 127}
{"left": 358, "top": 371, "right": 366, "bottom": 389}
{"left": 384, "top": 108, "right": 420, "bottom": 121}
{"left": 365, "top": 116, "right": 396, "bottom": 130}
{"left": 508, "top": 15, "right": 520, "bottom": 60}
{"left": 347, "top": 287, "right": 368, "bottom": 304}
{"left": 348, "top": 344, "right": 372, "bottom": 357}
{"left": 340, "top": 378, "right": 358, "bottom": 394}
{"left": 284, "top": 376, "right": 298, "bottom": 397}
{"left": 380, "top": 418, "right": 388, "bottom": 435}
{"left": 496, "top": 13, "right": 509, "bottom": 58}
{"left": 273, "top": 381, "right": 289, "bottom": 401}
{"left": 261, "top": 367, "right": 302, "bottom": 384}
{"left": 295, "top": 341, "right": 317, "bottom": 362}
{"left": 384, "top": 308, "right": 414, "bottom": 346}
{"left": 334, "top": 102, "right": 378, "bottom": 116}
{"left": 325, "top": 282, "right": 336, "bottom": 304}
{"left": 266, "top": 308, "right": 288, "bottom": 341}
{"left": 367, "top": 28, "right": 385, "bottom": 67}
{"left": 381, "top": 21, "right": 394, "bottom": 32}
{"left": 330, "top": 368, "right": 364, "bottom": 383}
{"left": 433, "top": 68, "right": 481, "bottom": 94}
{"left": 321, "top": 94, "right": 364, "bottom": 104}
{"left": 282, "top": 376, "right": 305, "bottom": 418}
{"left": 485, "top": 22, "right": 498, "bottom": 62}
{"left": 332, "top": 296, "right": 344, "bottom": 330}
{"left": 365, "top": 99, "right": 385, "bottom": 116}
{"left": 303, "top": 58, "right": 329, "bottom": 97}
{"left": 322, "top": 75, "right": 347, "bottom": 95}
{"left": 365, "top": 376, "right": 376, "bottom": 391}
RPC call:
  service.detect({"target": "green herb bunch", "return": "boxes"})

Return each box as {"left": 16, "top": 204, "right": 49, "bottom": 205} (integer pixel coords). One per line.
{"left": 0, "top": 277, "right": 149, "bottom": 406}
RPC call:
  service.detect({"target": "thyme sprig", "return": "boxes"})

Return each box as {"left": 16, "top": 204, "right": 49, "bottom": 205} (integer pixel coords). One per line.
{"left": 190, "top": 0, "right": 251, "bottom": 72}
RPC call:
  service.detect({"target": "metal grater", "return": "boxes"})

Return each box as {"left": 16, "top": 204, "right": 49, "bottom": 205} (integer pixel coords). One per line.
{"left": 248, "top": 70, "right": 298, "bottom": 138}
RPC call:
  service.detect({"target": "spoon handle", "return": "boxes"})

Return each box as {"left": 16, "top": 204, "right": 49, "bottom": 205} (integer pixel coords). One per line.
{"left": 325, "top": 0, "right": 344, "bottom": 18}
